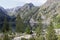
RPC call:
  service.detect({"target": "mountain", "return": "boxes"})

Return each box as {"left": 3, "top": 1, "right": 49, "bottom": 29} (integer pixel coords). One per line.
{"left": 7, "top": 3, "right": 39, "bottom": 22}
{"left": 0, "top": 3, "right": 39, "bottom": 30}
{"left": 43, "top": 0, "right": 60, "bottom": 7}
{"left": 6, "top": 3, "right": 34, "bottom": 16}
{"left": 6, "top": 1, "right": 60, "bottom": 27}
{"left": 0, "top": 6, "right": 11, "bottom": 21}
{"left": 0, "top": 0, "right": 60, "bottom": 28}
{"left": 35, "top": 0, "right": 60, "bottom": 28}
{"left": 6, "top": 6, "right": 21, "bottom": 17}
{"left": 5, "top": 3, "right": 40, "bottom": 27}
{"left": 0, "top": 6, "right": 7, "bottom": 17}
{"left": 0, "top": 3, "right": 40, "bottom": 30}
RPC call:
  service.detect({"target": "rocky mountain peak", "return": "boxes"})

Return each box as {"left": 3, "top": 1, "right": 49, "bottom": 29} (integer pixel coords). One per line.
{"left": 24, "top": 3, "right": 34, "bottom": 7}
{"left": 22, "top": 3, "right": 34, "bottom": 10}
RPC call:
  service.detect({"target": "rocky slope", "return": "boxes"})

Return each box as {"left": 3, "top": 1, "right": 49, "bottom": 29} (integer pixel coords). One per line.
{"left": 7, "top": 3, "right": 39, "bottom": 24}
{"left": 0, "top": 0, "right": 60, "bottom": 28}
{"left": 0, "top": 3, "right": 40, "bottom": 28}
{"left": 36, "top": 0, "right": 60, "bottom": 28}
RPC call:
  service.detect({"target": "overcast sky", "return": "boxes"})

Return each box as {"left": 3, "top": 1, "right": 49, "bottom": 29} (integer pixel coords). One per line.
{"left": 0, "top": 0, "right": 47, "bottom": 9}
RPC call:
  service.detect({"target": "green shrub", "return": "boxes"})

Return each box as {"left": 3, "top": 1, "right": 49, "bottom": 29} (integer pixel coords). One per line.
{"left": 29, "top": 37, "right": 35, "bottom": 40}
{"left": 3, "top": 34, "right": 10, "bottom": 40}
{"left": 21, "top": 38, "right": 27, "bottom": 40}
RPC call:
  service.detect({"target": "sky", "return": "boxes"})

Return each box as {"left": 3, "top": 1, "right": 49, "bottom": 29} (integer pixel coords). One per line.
{"left": 0, "top": 0, "right": 47, "bottom": 9}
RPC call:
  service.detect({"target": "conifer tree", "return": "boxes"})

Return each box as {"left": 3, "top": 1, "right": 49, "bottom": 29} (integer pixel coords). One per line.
{"left": 35, "top": 25, "right": 42, "bottom": 37}
{"left": 35, "top": 14, "right": 43, "bottom": 37}
{"left": 35, "top": 14, "right": 45, "bottom": 40}
{"left": 2, "top": 16, "right": 10, "bottom": 33}
{"left": 9, "top": 19, "right": 13, "bottom": 34}
{"left": 25, "top": 25, "right": 31, "bottom": 34}
{"left": 35, "top": 24, "right": 45, "bottom": 40}
{"left": 46, "top": 22, "right": 58, "bottom": 40}
{"left": 16, "top": 13, "right": 25, "bottom": 33}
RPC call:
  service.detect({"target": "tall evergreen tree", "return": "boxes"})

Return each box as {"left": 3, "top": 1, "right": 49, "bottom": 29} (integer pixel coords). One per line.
{"left": 9, "top": 19, "right": 13, "bottom": 33}
{"left": 35, "top": 14, "right": 45, "bottom": 40}
{"left": 35, "top": 23, "right": 45, "bottom": 40}
{"left": 35, "top": 24, "right": 42, "bottom": 37}
{"left": 35, "top": 14, "right": 43, "bottom": 37}
{"left": 25, "top": 25, "right": 31, "bottom": 34}
{"left": 16, "top": 13, "right": 25, "bottom": 33}
{"left": 46, "top": 22, "right": 58, "bottom": 40}
{"left": 2, "top": 16, "right": 10, "bottom": 33}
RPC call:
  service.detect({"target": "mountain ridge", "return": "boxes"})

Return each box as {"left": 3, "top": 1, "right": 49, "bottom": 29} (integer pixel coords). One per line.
{"left": 0, "top": 0, "right": 60, "bottom": 28}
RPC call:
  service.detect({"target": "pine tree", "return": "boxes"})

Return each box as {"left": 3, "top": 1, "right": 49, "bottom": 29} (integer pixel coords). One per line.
{"left": 35, "top": 24, "right": 45, "bottom": 40}
{"left": 9, "top": 19, "right": 13, "bottom": 34}
{"left": 35, "top": 15, "right": 45, "bottom": 40}
{"left": 16, "top": 14, "right": 25, "bottom": 33}
{"left": 46, "top": 22, "right": 58, "bottom": 40}
{"left": 35, "top": 15, "right": 43, "bottom": 37}
{"left": 35, "top": 25, "right": 42, "bottom": 37}
{"left": 25, "top": 25, "right": 31, "bottom": 34}
{"left": 2, "top": 16, "right": 10, "bottom": 33}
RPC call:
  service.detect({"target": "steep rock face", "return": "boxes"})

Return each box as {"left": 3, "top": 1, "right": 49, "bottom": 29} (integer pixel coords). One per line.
{"left": 36, "top": 0, "right": 60, "bottom": 28}
{"left": 0, "top": 3, "right": 39, "bottom": 29}
{"left": 7, "top": 3, "right": 39, "bottom": 21}
{"left": 1, "top": 0, "right": 60, "bottom": 28}
{"left": 7, "top": 3, "right": 34, "bottom": 16}
{"left": 0, "top": 6, "right": 10, "bottom": 21}
{"left": 6, "top": 0, "right": 60, "bottom": 27}
{"left": 42, "top": 0, "right": 60, "bottom": 7}
{"left": 0, "top": 6, "right": 7, "bottom": 17}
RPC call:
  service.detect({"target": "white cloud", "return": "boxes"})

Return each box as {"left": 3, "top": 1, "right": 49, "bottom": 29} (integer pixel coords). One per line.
{"left": 14, "top": 0, "right": 47, "bottom": 6}
{"left": 0, "top": 0, "right": 47, "bottom": 9}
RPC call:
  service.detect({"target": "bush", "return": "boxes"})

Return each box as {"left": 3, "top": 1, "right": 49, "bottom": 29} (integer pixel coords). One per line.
{"left": 3, "top": 34, "right": 11, "bottom": 40}
{"left": 25, "top": 26, "right": 31, "bottom": 34}
{"left": 29, "top": 37, "right": 35, "bottom": 40}
{"left": 0, "top": 38, "right": 2, "bottom": 40}
{"left": 21, "top": 38, "right": 27, "bottom": 40}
